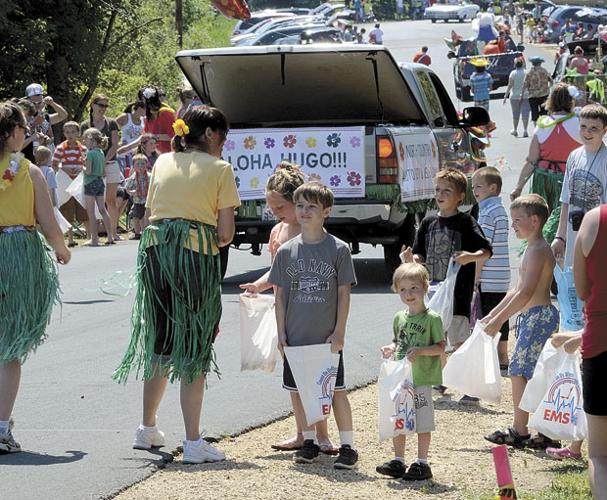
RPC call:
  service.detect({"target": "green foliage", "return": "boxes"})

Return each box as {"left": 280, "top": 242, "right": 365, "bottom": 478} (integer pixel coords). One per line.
{"left": 373, "top": 0, "right": 397, "bottom": 20}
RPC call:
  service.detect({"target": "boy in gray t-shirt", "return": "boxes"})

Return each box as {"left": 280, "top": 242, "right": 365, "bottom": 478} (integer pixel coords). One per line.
{"left": 268, "top": 182, "right": 358, "bottom": 470}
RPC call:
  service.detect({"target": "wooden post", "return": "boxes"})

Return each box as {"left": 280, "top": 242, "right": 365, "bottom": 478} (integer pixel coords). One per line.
{"left": 176, "top": 0, "right": 183, "bottom": 49}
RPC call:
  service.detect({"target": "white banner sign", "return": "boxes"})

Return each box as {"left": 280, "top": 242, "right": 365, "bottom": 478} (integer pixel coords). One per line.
{"left": 392, "top": 131, "right": 439, "bottom": 203}
{"left": 223, "top": 127, "right": 366, "bottom": 200}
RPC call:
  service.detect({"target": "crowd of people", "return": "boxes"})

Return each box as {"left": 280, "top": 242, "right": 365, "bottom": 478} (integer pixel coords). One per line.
{"left": 0, "top": 78, "right": 606, "bottom": 495}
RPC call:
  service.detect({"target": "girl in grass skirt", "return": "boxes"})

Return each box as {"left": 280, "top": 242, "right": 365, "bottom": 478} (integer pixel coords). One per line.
{"left": 0, "top": 101, "right": 71, "bottom": 453}
{"left": 113, "top": 106, "right": 240, "bottom": 464}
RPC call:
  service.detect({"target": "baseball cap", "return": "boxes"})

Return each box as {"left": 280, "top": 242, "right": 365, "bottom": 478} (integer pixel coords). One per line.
{"left": 25, "top": 83, "right": 43, "bottom": 98}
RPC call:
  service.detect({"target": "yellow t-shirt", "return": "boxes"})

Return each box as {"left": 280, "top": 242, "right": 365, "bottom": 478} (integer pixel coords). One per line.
{"left": 0, "top": 156, "right": 35, "bottom": 227}
{"left": 147, "top": 151, "right": 241, "bottom": 254}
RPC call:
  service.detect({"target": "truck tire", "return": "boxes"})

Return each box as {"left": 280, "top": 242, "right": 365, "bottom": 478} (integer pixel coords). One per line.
{"left": 461, "top": 85, "right": 472, "bottom": 102}
{"left": 459, "top": 15, "right": 466, "bottom": 23}
{"left": 219, "top": 245, "right": 229, "bottom": 280}
{"left": 431, "top": 18, "right": 436, "bottom": 23}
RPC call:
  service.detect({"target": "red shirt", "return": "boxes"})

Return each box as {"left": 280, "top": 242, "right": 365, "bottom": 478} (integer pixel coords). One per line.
{"left": 144, "top": 107, "right": 176, "bottom": 154}
{"left": 582, "top": 204, "right": 607, "bottom": 359}
{"left": 52, "top": 140, "right": 87, "bottom": 178}
{"left": 413, "top": 52, "right": 431, "bottom": 66}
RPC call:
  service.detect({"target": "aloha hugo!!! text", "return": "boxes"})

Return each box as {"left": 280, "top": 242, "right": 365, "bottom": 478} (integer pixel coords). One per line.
{"left": 225, "top": 152, "right": 349, "bottom": 171}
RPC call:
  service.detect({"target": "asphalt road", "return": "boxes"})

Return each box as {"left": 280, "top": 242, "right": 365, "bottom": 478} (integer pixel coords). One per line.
{"left": 1, "top": 20, "right": 556, "bottom": 500}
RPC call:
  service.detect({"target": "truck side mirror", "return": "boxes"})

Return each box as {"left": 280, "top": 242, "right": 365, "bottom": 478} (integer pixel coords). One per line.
{"left": 460, "top": 106, "right": 490, "bottom": 127}
{"left": 447, "top": 51, "right": 456, "bottom": 59}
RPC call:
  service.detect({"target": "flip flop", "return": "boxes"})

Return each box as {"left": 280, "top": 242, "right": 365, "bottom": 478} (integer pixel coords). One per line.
{"left": 319, "top": 443, "right": 339, "bottom": 455}
{"left": 271, "top": 437, "right": 303, "bottom": 451}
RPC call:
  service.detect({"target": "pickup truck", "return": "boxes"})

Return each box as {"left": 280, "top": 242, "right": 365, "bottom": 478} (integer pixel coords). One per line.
{"left": 175, "top": 45, "right": 489, "bottom": 278}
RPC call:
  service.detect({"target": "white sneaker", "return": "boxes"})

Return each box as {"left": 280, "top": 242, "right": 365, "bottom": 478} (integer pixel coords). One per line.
{"left": 0, "top": 418, "right": 21, "bottom": 454}
{"left": 510, "top": 129, "right": 518, "bottom": 137}
{"left": 132, "top": 425, "right": 165, "bottom": 450}
{"left": 182, "top": 438, "right": 226, "bottom": 464}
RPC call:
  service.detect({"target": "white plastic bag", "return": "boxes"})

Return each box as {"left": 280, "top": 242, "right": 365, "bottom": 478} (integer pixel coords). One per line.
{"left": 378, "top": 359, "right": 416, "bottom": 441}
{"left": 53, "top": 207, "right": 72, "bottom": 234}
{"left": 442, "top": 321, "right": 502, "bottom": 403}
{"left": 239, "top": 294, "right": 279, "bottom": 373}
{"left": 284, "top": 344, "right": 340, "bottom": 426}
{"left": 528, "top": 351, "right": 587, "bottom": 441}
{"left": 519, "top": 342, "right": 566, "bottom": 413}
{"left": 427, "top": 260, "right": 461, "bottom": 333}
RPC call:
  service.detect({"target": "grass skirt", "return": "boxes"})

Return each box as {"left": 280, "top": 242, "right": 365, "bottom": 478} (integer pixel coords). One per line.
{"left": 112, "top": 220, "right": 222, "bottom": 383}
{"left": 0, "top": 230, "right": 59, "bottom": 363}
{"left": 531, "top": 168, "right": 564, "bottom": 214}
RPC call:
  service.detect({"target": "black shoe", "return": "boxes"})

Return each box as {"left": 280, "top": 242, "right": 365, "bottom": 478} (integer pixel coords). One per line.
{"left": 334, "top": 444, "right": 358, "bottom": 469}
{"left": 459, "top": 395, "right": 480, "bottom": 405}
{"left": 376, "top": 459, "right": 406, "bottom": 478}
{"left": 433, "top": 384, "right": 447, "bottom": 394}
{"left": 293, "top": 439, "right": 320, "bottom": 464}
{"left": 402, "top": 461, "right": 433, "bottom": 481}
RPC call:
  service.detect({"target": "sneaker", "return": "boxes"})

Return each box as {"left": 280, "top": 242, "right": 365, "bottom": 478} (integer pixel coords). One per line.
{"left": 293, "top": 439, "right": 320, "bottom": 464}
{"left": 459, "top": 395, "right": 480, "bottom": 405}
{"left": 0, "top": 419, "right": 21, "bottom": 454}
{"left": 376, "top": 459, "right": 406, "bottom": 478}
{"left": 132, "top": 425, "right": 165, "bottom": 450}
{"left": 433, "top": 384, "right": 447, "bottom": 394}
{"left": 523, "top": 131, "right": 529, "bottom": 138}
{"left": 182, "top": 438, "right": 226, "bottom": 464}
{"left": 510, "top": 129, "right": 518, "bottom": 137}
{"left": 334, "top": 444, "right": 358, "bottom": 470}
{"left": 402, "top": 461, "right": 433, "bottom": 481}
{"left": 546, "top": 446, "right": 582, "bottom": 461}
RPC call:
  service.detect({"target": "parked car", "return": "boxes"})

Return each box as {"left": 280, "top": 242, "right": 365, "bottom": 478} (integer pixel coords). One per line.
{"left": 175, "top": 45, "right": 489, "bottom": 278}
{"left": 424, "top": 2, "right": 480, "bottom": 23}
{"left": 572, "top": 7, "right": 607, "bottom": 37}
{"left": 543, "top": 6, "right": 585, "bottom": 43}
{"left": 232, "top": 11, "right": 296, "bottom": 36}
{"left": 275, "top": 27, "right": 342, "bottom": 45}
{"left": 248, "top": 24, "right": 328, "bottom": 46}
{"left": 233, "top": 15, "right": 325, "bottom": 45}
{"left": 516, "top": 1, "right": 557, "bottom": 17}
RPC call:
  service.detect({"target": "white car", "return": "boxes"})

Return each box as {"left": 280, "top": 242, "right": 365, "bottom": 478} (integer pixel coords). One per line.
{"left": 424, "top": 2, "right": 479, "bottom": 23}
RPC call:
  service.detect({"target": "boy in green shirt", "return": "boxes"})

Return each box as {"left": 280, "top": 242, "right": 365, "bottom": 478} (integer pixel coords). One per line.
{"left": 377, "top": 263, "right": 445, "bottom": 481}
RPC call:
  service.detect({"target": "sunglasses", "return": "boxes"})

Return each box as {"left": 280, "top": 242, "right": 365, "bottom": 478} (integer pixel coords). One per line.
{"left": 95, "top": 102, "right": 109, "bottom": 108}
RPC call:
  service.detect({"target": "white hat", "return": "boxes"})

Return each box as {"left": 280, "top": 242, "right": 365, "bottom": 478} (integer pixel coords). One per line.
{"left": 25, "top": 83, "right": 43, "bottom": 97}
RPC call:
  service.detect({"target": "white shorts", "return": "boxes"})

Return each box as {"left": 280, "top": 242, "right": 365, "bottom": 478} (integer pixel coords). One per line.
{"left": 414, "top": 385, "right": 435, "bottom": 433}
{"left": 447, "top": 315, "right": 471, "bottom": 345}
{"left": 104, "top": 160, "right": 124, "bottom": 184}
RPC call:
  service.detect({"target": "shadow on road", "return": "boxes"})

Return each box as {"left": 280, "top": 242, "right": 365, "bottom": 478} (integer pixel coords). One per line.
{"left": 0, "top": 449, "right": 86, "bottom": 466}
{"left": 63, "top": 299, "right": 115, "bottom": 305}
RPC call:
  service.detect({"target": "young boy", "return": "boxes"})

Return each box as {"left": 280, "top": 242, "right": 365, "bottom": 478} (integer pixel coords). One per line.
{"left": 52, "top": 121, "right": 88, "bottom": 247}
{"left": 552, "top": 104, "right": 607, "bottom": 269}
{"left": 268, "top": 182, "right": 358, "bottom": 469}
{"left": 125, "top": 154, "right": 150, "bottom": 240}
{"left": 484, "top": 194, "right": 559, "bottom": 448}
{"left": 469, "top": 59, "right": 493, "bottom": 112}
{"left": 472, "top": 167, "right": 511, "bottom": 370}
{"left": 377, "top": 263, "right": 445, "bottom": 481}
{"left": 404, "top": 168, "right": 492, "bottom": 403}
{"left": 34, "top": 146, "right": 58, "bottom": 208}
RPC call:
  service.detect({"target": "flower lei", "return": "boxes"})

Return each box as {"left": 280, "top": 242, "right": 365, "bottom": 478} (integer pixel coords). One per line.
{"left": 0, "top": 152, "right": 24, "bottom": 191}
{"left": 172, "top": 119, "right": 190, "bottom": 137}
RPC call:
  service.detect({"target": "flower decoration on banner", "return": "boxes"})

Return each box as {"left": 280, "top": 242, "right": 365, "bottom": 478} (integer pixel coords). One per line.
{"left": 349, "top": 136, "right": 361, "bottom": 148}
{"left": 210, "top": 0, "right": 251, "bottom": 20}
{"left": 308, "top": 173, "right": 322, "bottom": 182}
{"left": 224, "top": 139, "right": 235, "bottom": 151}
{"left": 0, "top": 153, "right": 23, "bottom": 191}
{"left": 347, "top": 171, "right": 362, "bottom": 186}
{"left": 250, "top": 177, "right": 260, "bottom": 188}
{"left": 326, "top": 133, "right": 341, "bottom": 148}
{"left": 283, "top": 134, "right": 297, "bottom": 148}
{"left": 244, "top": 136, "right": 256, "bottom": 150}
{"left": 172, "top": 119, "right": 190, "bottom": 137}
{"left": 330, "top": 175, "right": 341, "bottom": 187}
{"left": 235, "top": 176, "right": 241, "bottom": 188}
{"left": 305, "top": 137, "right": 317, "bottom": 148}
{"left": 263, "top": 137, "right": 275, "bottom": 149}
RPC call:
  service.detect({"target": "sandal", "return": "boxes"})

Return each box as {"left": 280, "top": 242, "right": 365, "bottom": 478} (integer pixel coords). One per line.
{"left": 67, "top": 241, "right": 77, "bottom": 248}
{"left": 318, "top": 441, "right": 339, "bottom": 456}
{"left": 484, "top": 427, "right": 530, "bottom": 448}
{"left": 523, "top": 433, "right": 560, "bottom": 450}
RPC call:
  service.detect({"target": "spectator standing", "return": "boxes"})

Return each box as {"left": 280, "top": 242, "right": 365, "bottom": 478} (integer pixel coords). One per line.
{"left": 570, "top": 46, "right": 589, "bottom": 75}
{"left": 116, "top": 101, "right": 145, "bottom": 176}
{"left": 140, "top": 86, "right": 176, "bottom": 155}
{"left": 33, "top": 146, "right": 58, "bottom": 208}
{"left": 524, "top": 56, "right": 552, "bottom": 124}
{"left": 469, "top": 58, "right": 493, "bottom": 112}
{"left": 370, "top": 23, "right": 384, "bottom": 44}
{"left": 503, "top": 58, "right": 530, "bottom": 137}
{"left": 413, "top": 46, "right": 431, "bottom": 66}
{"left": 176, "top": 87, "right": 202, "bottom": 119}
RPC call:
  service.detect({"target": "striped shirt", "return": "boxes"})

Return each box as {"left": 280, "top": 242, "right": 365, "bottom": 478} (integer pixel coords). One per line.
{"left": 52, "top": 140, "right": 87, "bottom": 179}
{"left": 470, "top": 71, "right": 493, "bottom": 101}
{"left": 478, "top": 196, "right": 510, "bottom": 293}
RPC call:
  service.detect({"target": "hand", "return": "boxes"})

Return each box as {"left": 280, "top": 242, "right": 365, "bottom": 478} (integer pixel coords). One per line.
{"left": 55, "top": 245, "right": 71, "bottom": 265}
{"left": 551, "top": 238, "right": 565, "bottom": 259}
{"left": 381, "top": 344, "right": 395, "bottom": 359}
{"left": 510, "top": 187, "right": 521, "bottom": 201}
{"left": 551, "top": 332, "right": 570, "bottom": 348}
{"left": 484, "top": 317, "right": 502, "bottom": 337}
{"left": 326, "top": 332, "right": 344, "bottom": 353}
{"left": 31, "top": 114, "right": 45, "bottom": 127}
{"left": 400, "top": 245, "right": 413, "bottom": 263}
{"left": 480, "top": 314, "right": 491, "bottom": 325}
{"left": 277, "top": 332, "right": 288, "bottom": 354}
{"left": 43, "top": 96, "right": 54, "bottom": 105}
{"left": 563, "top": 336, "right": 581, "bottom": 354}
{"left": 454, "top": 251, "right": 473, "bottom": 266}
{"left": 406, "top": 347, "right": 421, "bottom": 362}
{"left": 239, "top": 283, "right": 261, "bottom": 296}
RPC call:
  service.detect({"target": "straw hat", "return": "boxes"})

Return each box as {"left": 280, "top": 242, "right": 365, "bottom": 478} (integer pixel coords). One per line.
{"left": 469, "top": 58, "right": 489, "bottom": 68}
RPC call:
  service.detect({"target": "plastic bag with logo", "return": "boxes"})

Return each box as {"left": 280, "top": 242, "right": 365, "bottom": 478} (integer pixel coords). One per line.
{"left": 528, "top": 351, "right": 587, "bottom": 441}
{"left": 427, "top": 260, "right": 461, "bottom": 333}
{"left": 239, "top": 294, "right": 279, "bottom": 372}
{"left": 284, "top": 344, "right": 340, "bottom": 426}
{"left": 554, "top": 265, "right": 585, "bottom": 332}
{"left": 519, "top": 342, "right": 566, "bottom": 413}
{"left": 378, "top": 358, "right": 416, "bottom": 441}
{"left": 442, "top": 321, "right": 502, "bottom": 403}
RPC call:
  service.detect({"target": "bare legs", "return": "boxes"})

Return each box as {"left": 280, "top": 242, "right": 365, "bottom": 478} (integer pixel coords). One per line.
{"left": 105, "top": 183, "right": 120, "bottom": 240}
{"left": 587, "top": 414, "right": 607, "bottom": 499}
{"left": 0, "top": 361, "right": 21, "bottom": 421}
{"left": 85, "top": 194, "right": 113, "bottom": 245}
{"left": 511, "top": 375, "right": 529, "bottom": 435}
{"left": 274, "top": 392, "right": 333, "bottom": 449}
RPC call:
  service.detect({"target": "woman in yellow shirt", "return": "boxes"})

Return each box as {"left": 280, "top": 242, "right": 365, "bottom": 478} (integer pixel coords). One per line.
{"left": 0, "top": 101, "right": 70, "bottom": 454}
{"left": 113, "top": 106, "right": 240, "bottom": 464}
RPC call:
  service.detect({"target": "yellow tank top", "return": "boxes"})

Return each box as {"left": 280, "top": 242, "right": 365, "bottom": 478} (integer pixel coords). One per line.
{"left": 0, "top": 155, "right": 35, "bottom": 227}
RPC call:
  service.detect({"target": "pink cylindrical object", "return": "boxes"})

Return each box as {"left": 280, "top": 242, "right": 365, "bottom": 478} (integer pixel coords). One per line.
{"left": 492, "top": 445, "right": 514, "bottom": 487}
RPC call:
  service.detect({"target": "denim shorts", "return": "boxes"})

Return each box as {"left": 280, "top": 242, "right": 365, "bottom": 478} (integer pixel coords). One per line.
{"left": 509, "top": 305, "right": 559, "bottom": 379}
{"left": 84, "top": 177, "right": 105, "bottom": 197}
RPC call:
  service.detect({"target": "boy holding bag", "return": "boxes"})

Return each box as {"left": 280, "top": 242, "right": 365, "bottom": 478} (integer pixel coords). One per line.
{"left": 378, "top": 263, "right": 445, "bottom": 480}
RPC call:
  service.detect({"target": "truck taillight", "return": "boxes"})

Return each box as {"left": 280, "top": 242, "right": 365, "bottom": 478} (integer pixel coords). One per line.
{"left": 376, "top": 136, "right": 399, "bottom": 183}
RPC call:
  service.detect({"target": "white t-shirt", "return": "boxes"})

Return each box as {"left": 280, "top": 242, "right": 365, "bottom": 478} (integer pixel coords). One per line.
{"left": 370, "top": 28, "right": 383, "bottom": 43}
{"left": 560, "top": 143, "right": 607, "bottom": 266}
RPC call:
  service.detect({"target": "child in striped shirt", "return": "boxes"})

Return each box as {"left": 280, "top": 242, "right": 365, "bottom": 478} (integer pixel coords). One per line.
{"left": 472, "top": 167, "right": 511, "bottom": 369}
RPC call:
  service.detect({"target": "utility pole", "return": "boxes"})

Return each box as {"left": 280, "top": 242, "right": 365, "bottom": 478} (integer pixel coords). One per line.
{"left": 176, "top": 0, "right": 183, "bottom": 49}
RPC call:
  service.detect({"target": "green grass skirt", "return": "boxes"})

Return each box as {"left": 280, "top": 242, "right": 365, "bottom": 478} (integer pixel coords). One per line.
{"left": 0, "top": 230, "right": 59, "bottom": 363}
{"left": 531, "top": 168, "right": 564, "bottom": 214}
{"left": 112, "top": 220, "right": 222, "bottom": 383}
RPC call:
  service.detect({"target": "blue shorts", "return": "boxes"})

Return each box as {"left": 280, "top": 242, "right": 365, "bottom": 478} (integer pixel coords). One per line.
{"left": 509, "top": 305, "right": 559, "bottom": 379}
